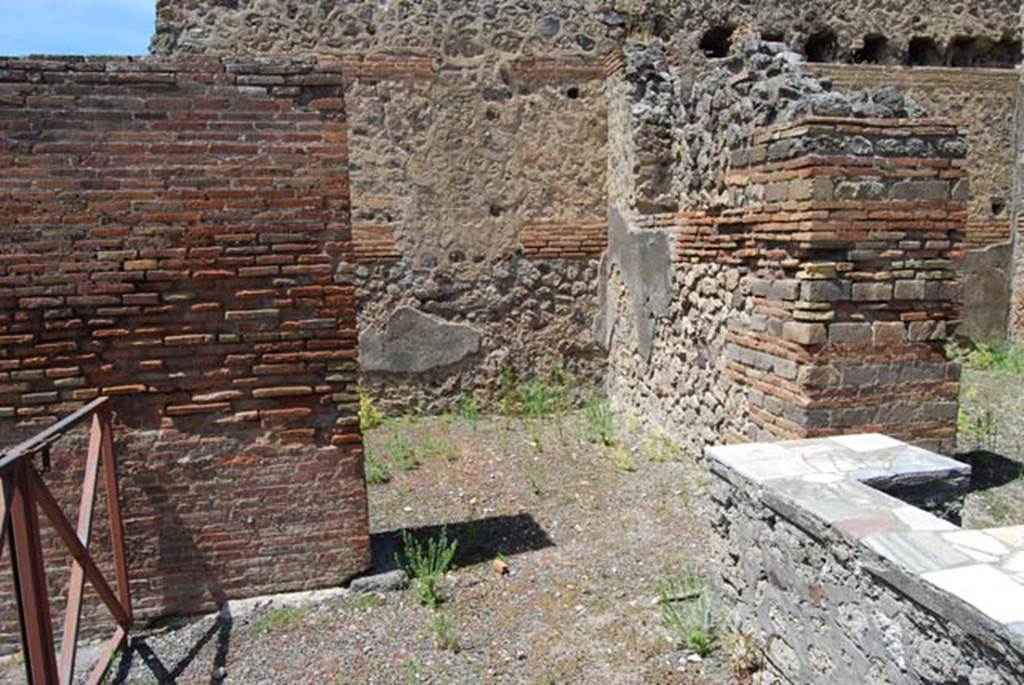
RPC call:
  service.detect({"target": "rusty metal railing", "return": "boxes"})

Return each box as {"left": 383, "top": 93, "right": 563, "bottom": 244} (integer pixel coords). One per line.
{"left": 1, "top": 397, "right": 132, "bottom": 684}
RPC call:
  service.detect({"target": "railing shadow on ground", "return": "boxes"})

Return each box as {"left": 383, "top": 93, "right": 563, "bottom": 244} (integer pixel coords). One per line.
{"left": 954, "top": 450, "right": 1024, "bottom": 493}
{"left": 369, "top": 512, "right": 556, "bottom": 573}
{"left": 107, "top": 605, "right": 232, "bottom": 685}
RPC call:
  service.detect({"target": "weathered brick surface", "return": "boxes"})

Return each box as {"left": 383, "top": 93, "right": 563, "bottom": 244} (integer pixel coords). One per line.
{"left": 520, "top": 220, "right": 608, "bottom": 258}
{"left": 655, "top": 118, "right": 965, "bottom": 451}
{"left": 0, "top": 57, "right": 368, "bottom": 652}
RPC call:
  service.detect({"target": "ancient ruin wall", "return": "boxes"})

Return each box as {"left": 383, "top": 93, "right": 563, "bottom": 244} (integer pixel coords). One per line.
{"left": 0, "top": 57, "right": 368, "bottom": 651}
{"left": 811, "top": 64, "right": 1019, "bottom": 343}
{"left": 604, "top": 41, "right": 964, "bottom": 454}
{"left": 152, "top": 0, "right": 1019, "bottom": 406}
{"left": 152, "top": 0, "right": 1018, "bottom": 65}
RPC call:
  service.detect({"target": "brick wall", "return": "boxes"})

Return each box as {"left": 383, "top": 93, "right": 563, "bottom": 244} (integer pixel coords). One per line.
{"left": 640, "top": 118, "right": 965, "bottom": 452}
{"left": 0, "top": 57, "right": 369, "bottom": 651}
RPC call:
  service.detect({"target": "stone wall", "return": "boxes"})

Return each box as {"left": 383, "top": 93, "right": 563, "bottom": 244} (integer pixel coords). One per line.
{"left": 152, "top": 0, "right": 1021, "bottom": 404}
{"left": 709, "top": 434, "right": 1024, "bottom": 684}
{"left": 0, "top": 57, "right": 368, "bottom": 652}
{"left": 811, "top": 63, "right": 1018, "bottom": 343}
{"left": 604, "top": 41, "right": 964, "bottom": 454}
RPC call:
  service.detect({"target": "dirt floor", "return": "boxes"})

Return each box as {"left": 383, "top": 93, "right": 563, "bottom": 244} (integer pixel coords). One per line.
{"left": 11, "top": 408, "right": 736, "bottom": 685}
{"left": 958, "top": 369, "right": 1024, "bottom": 529}
{"left": 2, "top": 370, "right": 1021, "bottom": 684}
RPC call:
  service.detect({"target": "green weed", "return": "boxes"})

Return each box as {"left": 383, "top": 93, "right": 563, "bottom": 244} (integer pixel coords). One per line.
{"left": 359, "top": 388, "right": 382, "bottom": 432}
{"left": 385, "top": 431, "right": 420, "bottom": 472}
{"left": 420, "top": 436, "right": 458, "bottom": 462}
{"left": 949, "top": 339, "right": 1024, "bottom": 375}
{"left": 582, "top": 397, "right": 616, "bottom": 446}
{"left": 399, "top": 528, "right": 458, "bottom": 608}
{"left": 526, "top": 468, "right": 543, "bottom": 496}
{"left": 657, "top": 570, "right": 720, "bottom": 657}
{"left": 958, "top": 405, "right": 998, "bottom": 452}
{"left": 431, "top": 610, "right": 460, "bottom": 652}
{"left": 363, "top": 451, "right": 392, "bottom": 485}
{"left": 612, "top": 445, "right": 636, "bottom": 473}
{"left": 498, "top": 370, "right": 574, "bottom": 419}
{"left": 457, "top": 394, "right": 481, "bottom": 423}
{"left": 342, "top": 594, "right": 382, "bottom": 611}
{"left": 250, "top": 605, "right": 308, "bottom": 636}
{"left": 643, "top": 435, "right": 678, "bottom": 463}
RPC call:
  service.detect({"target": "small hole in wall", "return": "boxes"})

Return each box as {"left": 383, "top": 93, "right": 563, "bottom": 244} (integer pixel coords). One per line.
{"left": 699, "top": 25, "right": 735, "bottom": 58}
{"left": 854, "top": 34, "right": 891, "bottom": 64}
{"left": 992, "top": 200, "right": 1007, "bottom": 217}
{"left": 486, "top": 108, "right": 500, "bottom": 121}
{"left": 805, "top": 29, "right": 839, "bottom": 62}
{"left": 761, "top": 31, "right": 785, "bottom": 43}
{"left": 566, "top": 86, "right": 581, "bottom": 99}
{"left": 489, "top": 204, "right": 504, "bottom": 217}
{"left": 907, "top": 37, "right": 943, "bottom": 66}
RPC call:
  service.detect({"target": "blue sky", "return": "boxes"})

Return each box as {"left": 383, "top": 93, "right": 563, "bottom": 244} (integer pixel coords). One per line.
{"left": 0, "top": 0, "right": 154, "bottom": 56}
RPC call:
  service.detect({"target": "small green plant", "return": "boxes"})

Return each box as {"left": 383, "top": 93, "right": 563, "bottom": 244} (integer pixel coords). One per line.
{"left": 643, "top": 435, "right": 678, "bottom": 463}
{"left": 582, "top": 397, "right": 616, "bottom": 446}
{"left": 359, "top": 388, "right": 382, "bottom": 432}
{"left": 612, "top": 445, "right": 636, "bottom": 472}
{"left": 400, "top": 528, "right": 459, "bottom": 608}
{"left": 456, "top": 394, "right": 480, "bottom": 423}
{"left": 950, "top": 339, "right": 1024, "bottom": 375}
{"left": 420, "top": 436, "right": 457, "bottom": 462}
{"left": 342, "top": 593, "right": 382, "bottom": 611}
{"left": 498, "top": 370, "right": 574, "bottom": 419}
{"left": 526, "top": 468, "right": 543, "bottom": 496}
{"left": 363, "top": 451, "right": 392, "bottom": 485}
{"left": 657, "top": 570, "right": 720, "bottom": 657}
{"left": 404, "top": 657, "right": 426, "bottom": 682}
{"left": 249, "top": 605, "right": 307, "bottom": 636}
{"left": 958, "top": 405, "right": 998, "bottom": 452}
{"left": 431, "top": 610, "right": 460, "bottom": 652}
{"left": 385, "top": 431, "right": 419, "bottom": 471}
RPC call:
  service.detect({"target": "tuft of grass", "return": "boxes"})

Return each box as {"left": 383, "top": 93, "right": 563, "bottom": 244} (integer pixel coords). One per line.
{"left": 526, "top": 468, "right": 543, "bottom": 496}
{"left": 498, "top": 370, "right": 574, "bottom": 419}
{"left": 364, "top": 451, "right": 392, "bottom": 485}
{"left": 657, "top": 570, "right": 720, "bottom": 657}
{"left": 359, "top": 388, "right": 383, "bottom": 432}
{"left": 456, "top": 394, "right": 481, "bottom": 423}
{"left": 342, "top": 593, "right": 382, "bottom": 611}
{"left": 958, "top": 404, "right": 998, "bottom": 452}
{"left": 420, "top": 436, "right": 457, "bottom": 462}
{"left": 643, "top": 435, "right": 678, "bottom": 463}
{"left": 399, "top": 528, "right": 458, "bottom": 608}
{"left": 949, "top": 339, "right": 1024, "bottom": 375}
{"left": 612, "top": 445, "right": 636, "bottom": 473}
{"left": 431, "top": 610, "right": 460, "bottom": 652}
{"left": 582, "top": 397, "right": 616, "bottom": 446}
{"left": 250, "top": 605, "right": 308, "bottom": 636}
{"left": 385, "top": 431, "right": 420, "bottom": 472}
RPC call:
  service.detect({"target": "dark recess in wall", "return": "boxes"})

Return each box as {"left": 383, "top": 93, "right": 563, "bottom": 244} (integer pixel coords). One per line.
{"left": 699, "top": 25, "right": 735, "bottom": 58}
{"left": 805, "top": 29, "right": 840, "bottom": 62}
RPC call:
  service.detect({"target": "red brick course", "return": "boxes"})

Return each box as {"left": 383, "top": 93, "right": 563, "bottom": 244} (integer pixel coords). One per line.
{"left": 641, "top": 118, "right": 965, "bottom": 452}
{"left": 0, "top": 57, "right": 368, "bottom": 652}
{"left": 520, "top": 219, "right": 608, "bottom": 259}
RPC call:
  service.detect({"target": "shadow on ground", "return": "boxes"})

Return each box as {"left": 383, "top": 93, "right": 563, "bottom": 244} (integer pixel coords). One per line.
{"left": 108, "top": 606, "right": 232, "bottom": 685}
{"left": 369, "top": 512, "right": 555, "bottom": 573}
{"left": 955, "top": 450, "right": 1024, "bottom": 492}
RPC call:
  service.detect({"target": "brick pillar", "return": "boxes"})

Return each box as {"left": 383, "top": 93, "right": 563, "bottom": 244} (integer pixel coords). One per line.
{"left": 725, "top": 118, "right": 966, "bottom": 452}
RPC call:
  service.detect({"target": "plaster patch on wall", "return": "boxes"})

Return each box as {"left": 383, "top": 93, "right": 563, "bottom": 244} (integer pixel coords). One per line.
{"left": 360, "top": 306, "right": 483, "bottom": 374}
{"left": 597, "top": 207, "right": 673, "bottom": 361}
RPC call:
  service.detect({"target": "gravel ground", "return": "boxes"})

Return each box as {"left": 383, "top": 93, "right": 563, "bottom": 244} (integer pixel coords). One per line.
{"left": 4, "top": 370, "right": 1018, "bottom": 684}
{"left": 2, "top": 410, "right": 734, "bottom": 685}
{"left": 957, "top": 369, "right": 1024, "bottom": 529}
